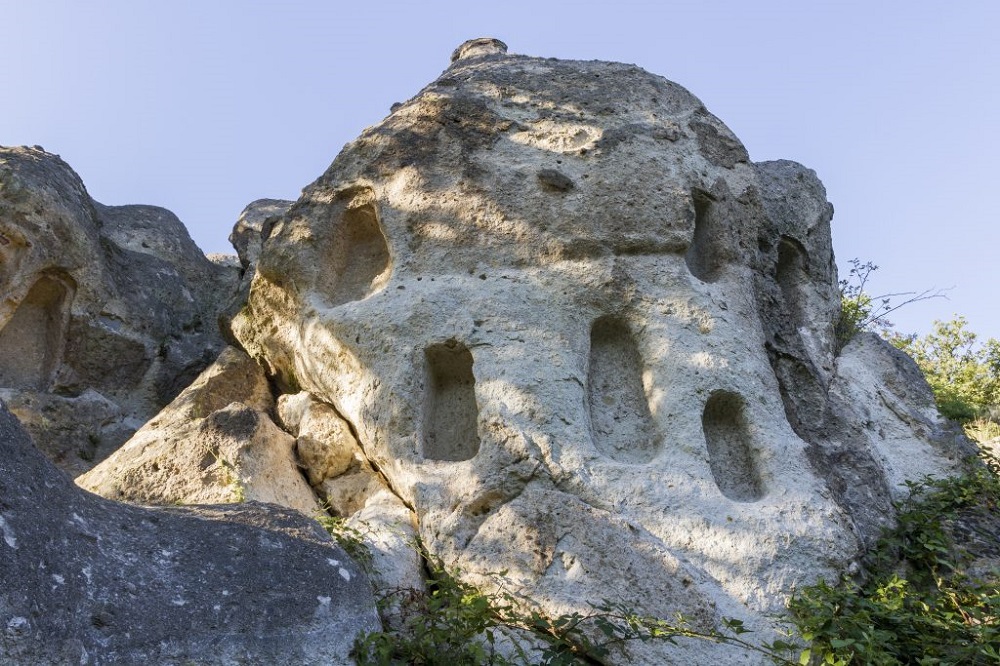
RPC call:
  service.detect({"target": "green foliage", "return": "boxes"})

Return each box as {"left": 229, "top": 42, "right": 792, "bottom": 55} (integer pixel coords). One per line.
{"left": 353, "top": 549, "right": 798, "bottom": 665}
{"left": 787, "top": 454, "right": 1000, "bottom": 665}
{"left": 315, "top": 512, "right": 372, "bottom": 570}
{"left": 835, "top": 259, "right": 946, "bottom": 346}
{"left": 836, "top": 259, "right": 898, "bottom": 343}
{"left": 889, "top": 316, "right": 1000, "bottom": 423}
{"left": 964, "top": 418, "right": 1000, "bottom": 445}
{"left": 210, "top": 450, "right": 246, "bottom": 502}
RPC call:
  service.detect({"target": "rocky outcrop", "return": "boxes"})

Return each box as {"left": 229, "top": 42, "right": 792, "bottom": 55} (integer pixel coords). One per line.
{"left": 220, "top": 199, "right": 294, "bottom": 344}
{"left": 0, "top": 400, "right": 379, "bottom": 665}
{"left": 274, "top": 391, "right": 425, "bottom": 598}
{"left": 751, "top": 159, "right": 975, "bottom": 547}
{"left": 81, "top": 356, "right": 426, "bottom": 608}
{"left": 77, "top": 346, "right": 320, "bottom": 515}
{"left": 1, "top": 38, "right": 976, "bottom": 666}
{"left": 0, "top": 146, "right": 239, "bottom": 475}
{"left": 223, "top": 38, "right": 972, "bottom": 663}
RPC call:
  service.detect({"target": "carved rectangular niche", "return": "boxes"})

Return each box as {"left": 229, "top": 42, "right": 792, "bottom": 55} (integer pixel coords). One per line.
{"left": 423, "top": 340, "right": 480, "bottom": 462}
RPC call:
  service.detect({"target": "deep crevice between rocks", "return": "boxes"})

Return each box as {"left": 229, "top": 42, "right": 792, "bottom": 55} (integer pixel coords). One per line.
{"left": 753, "top": 231, "right": 896, "bottom": 547}
{"left": 261, "top": 371, "right": 416, "bottom": 521}
{"left": 765, "top": 345, "right": 894, "bottom": 549}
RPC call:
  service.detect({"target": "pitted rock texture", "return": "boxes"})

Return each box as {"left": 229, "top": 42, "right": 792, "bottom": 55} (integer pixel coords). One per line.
{"left": 0, "top": 146, "right": 238, "bottom": 475}
{"left": 751, "top": 159, "right": 976, "bottom": 547}
{"left": 0, "top": 401, "right": 379, "bottom": 665}
{"left": 220, "top": 198, "right": 294, "bottom": 345}
{"left": 275, "top": 391, "right": 426, "bottom": 600}
{"left": 227, "top": 40, "right": 972, "bottom": 663}
{"left": 230, "top": 198, "right": 294, "bottom": 273}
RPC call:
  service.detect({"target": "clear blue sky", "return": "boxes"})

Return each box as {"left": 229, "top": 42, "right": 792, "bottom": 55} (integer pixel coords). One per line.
{"left": 3, "top": 1, "right": 997, "bottom": 340}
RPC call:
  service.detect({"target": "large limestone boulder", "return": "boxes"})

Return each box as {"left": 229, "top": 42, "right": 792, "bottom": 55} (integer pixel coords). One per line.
{"left": 80, "top": 352, "right": 426, "bottom": 608}
{"left": 0, "top": 400, "right": 379, "bottom": 664}
{"left": 0, "top": 146, "right": 238, "bottom": 475}
{"left": 78, "top": 346, "right": 320, "bottom": 515}
{"left": 230, "top": 39, "right": 971, "bottom": 662}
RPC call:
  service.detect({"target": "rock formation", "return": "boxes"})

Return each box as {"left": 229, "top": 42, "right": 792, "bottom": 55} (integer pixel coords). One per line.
{"left": 2, "top": 38, "right": 978, "bottom": 664}
{"left": 77, "top": 346, "right": 320, "bottom": 515}
{"left": 220, "top": 38, "right": 970, "bottom": 663}
{"left": 0, "top": 401, "right": 379, "bottom": 665}
{"left": 220, "top": 198, "right": 294, "bottom": 343}
{"left": 0, "top": 146, "right": 238, "bottom": 475}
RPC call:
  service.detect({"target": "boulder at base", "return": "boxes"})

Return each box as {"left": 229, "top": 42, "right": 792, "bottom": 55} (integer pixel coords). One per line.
{"left": 77, "top": 346, "right": 320, "bottom": 516}
{"left": 0, "top": 402, "right": 379, "bottom": 665}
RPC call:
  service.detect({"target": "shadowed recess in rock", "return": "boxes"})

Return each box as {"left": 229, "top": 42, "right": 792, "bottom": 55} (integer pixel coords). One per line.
{"left": 702, "top": 390, "right": 764, "bottom": 501}
{"left": 423, "top": 340, "right": 480, "bottom": 461}
{"left": 322, "top": 191, "right": 391, "bottom": 306}
{"left": 587, "top": 316, "right": 661, "bottom": 463}
{"left": 0, "top": 272, "right": 74, "bottom": 390}
{"left": 684, "top": 188, "right": 723, "bottom": 283}
{"left": 776, "top": 237, "right": 808, "bottom": 332}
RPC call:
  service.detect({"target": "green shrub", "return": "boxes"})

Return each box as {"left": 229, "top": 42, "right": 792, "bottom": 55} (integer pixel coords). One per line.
{"left": 346, "top": 457, "right": 1000, "bottom": 665}
{"left": 835, "top": 258, "right": 946, "bottom": 347}
{"left": 787, "top": 454, "right": 1000, "bottom": 665}
{"left": 352, "top": 547, "right": 796, "bottom": 665}
{"left": 889, "top": 317, "right": 1000, "bottom": 424}
{"left": 315, "top": 511, "right": 373, "bottom": 571}
{"left": 836, "top": 259, "right": 898, "bottom": 344}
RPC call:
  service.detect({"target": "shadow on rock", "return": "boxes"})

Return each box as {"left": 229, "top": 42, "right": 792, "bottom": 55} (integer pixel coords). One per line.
{"left": 0, "top": 402, "right": 379, "bottom": 665}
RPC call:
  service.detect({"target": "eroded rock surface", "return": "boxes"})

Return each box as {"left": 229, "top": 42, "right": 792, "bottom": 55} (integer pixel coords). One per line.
{"left": 0, "top": 146, "right": 238, "bottom": 475}
{"left": 78, "top": 347, "right": 319, "bottom": 515}
{"left": 220, "top": 198, "right": 294, "bottom": 343}
{"left": 751, "top": 159, "right": 975, "bottom": 546}
{"left": 79, "top": 354, "right": 426, "bottom": 606}
{"left": 227, "top": 39, "right": 972, "bottom": 663}
{"left": 275, "top": 391, "right": 425, "bottom": 598}
{"left": 0, "top": 401, "right": 379, "bottom": 665}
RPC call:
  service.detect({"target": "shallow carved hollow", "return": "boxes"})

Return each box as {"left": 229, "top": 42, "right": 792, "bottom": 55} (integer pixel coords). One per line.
{"left": 423, "top": 341, "right": 480, "bottom": 461}
{"left": 702, "top": 391, "right": 764, "bottom": 501}
{"left": 776, "top": 237, "right": 808, "bottom": 330}
{"left": 321, "top": 196, "right": 391, "bottom": 307}
{"left": 0, "top": 273, "right": 74, "bottom": 390}
{"left": 684, "top": 189, "right": 722, "bottom": 282}
{"left": 587, "top": 316, "right": 661, "bottom": 463}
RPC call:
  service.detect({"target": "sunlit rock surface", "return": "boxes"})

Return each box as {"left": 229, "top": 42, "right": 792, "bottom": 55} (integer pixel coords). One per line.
{"left": 4, "top": 39, "right": 974, "bottom": 665}
{"left": 226, "top": 38, "right": 970, "bottom": 663}
{"left": 77, "top": 346, "right": 320, "bottom": 516}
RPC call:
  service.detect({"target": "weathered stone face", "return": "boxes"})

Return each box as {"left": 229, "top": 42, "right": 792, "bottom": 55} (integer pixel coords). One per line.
{"left": 0, "top": 402, "right": 379, "bottom": 665}
{"left": 0, "top": 147, "right": 238, "bottom": 474}
{"left": 232, "top": 40, "right": 968, "bottom": 662}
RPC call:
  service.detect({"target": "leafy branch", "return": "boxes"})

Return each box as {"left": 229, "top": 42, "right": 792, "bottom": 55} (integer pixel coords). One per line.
{"left": 352, "top": 542, "right": 800, "bottom": 665}
{"left": 787, "top": 451, "right": 1000, "bottom": 665}
{"left": 836, "top": 258, "right": 949, "bottom": 344}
